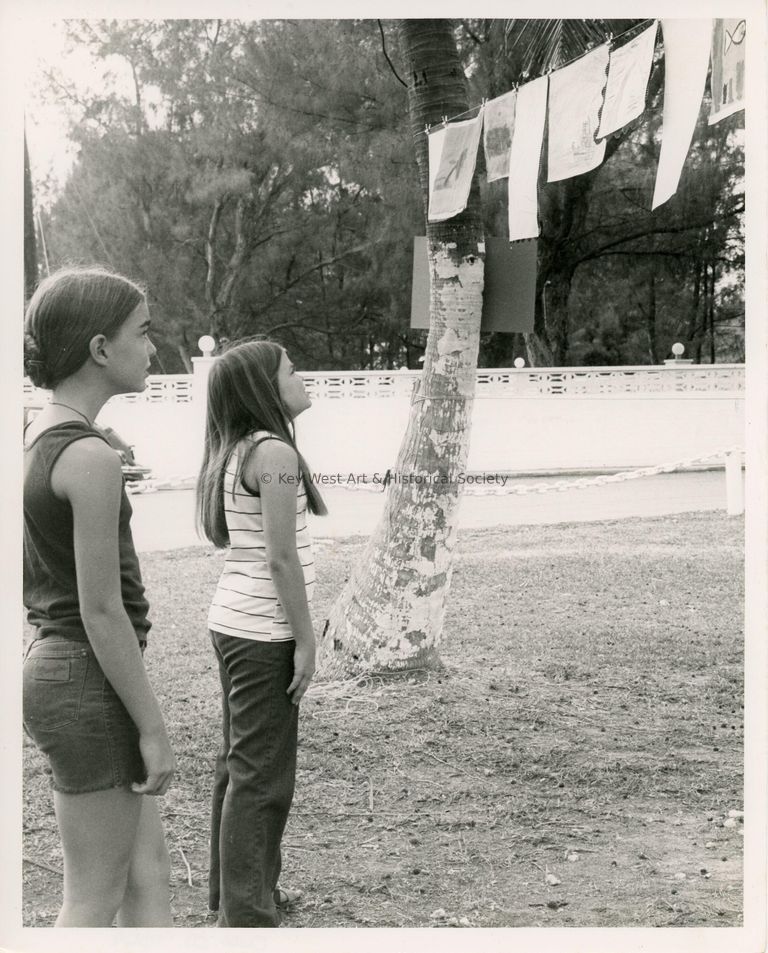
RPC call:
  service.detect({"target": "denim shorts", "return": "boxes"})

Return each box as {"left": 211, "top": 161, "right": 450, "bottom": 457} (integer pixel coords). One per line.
{"left": 23, "top": 636, "right": 146, "bottom": 794}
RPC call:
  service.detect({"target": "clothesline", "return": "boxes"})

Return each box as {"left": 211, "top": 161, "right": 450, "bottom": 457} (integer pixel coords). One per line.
{"left": 425, "top": 18, "right": 736, "bottom": 230}
{"left": 422, "top": 17, "right": 657, "bottom": 135}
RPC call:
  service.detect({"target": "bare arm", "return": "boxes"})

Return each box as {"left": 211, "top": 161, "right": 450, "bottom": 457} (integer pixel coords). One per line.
{"left": 52, "top": 438, "right": 175, "bottom": 795}
{"left": 247, "top": 440, "right": 315, "bottom": 703}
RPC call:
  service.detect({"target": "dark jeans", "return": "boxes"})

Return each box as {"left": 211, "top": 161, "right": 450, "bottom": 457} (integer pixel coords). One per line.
{"left": 208, "top": 631, "right": 298, "bottom": 928}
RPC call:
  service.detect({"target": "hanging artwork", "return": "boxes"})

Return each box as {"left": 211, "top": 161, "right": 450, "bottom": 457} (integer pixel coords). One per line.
{"left": 483, "top": 89, "right": 518, "bottom": 183}
{"left": 597, "top": 22, "right": 658, "bottom": 139}
{"left": 652, "top": 19, "right": 713, "bottom": 209}
{"left": 547, "top": 44, "right": 610, "bottom": 182}
{"left": 427, "top": 126, "right": 446, "bottom": 195}
{"left": 427, "top": 109, "right": 485, "bottom": 222}
{"left": 507, "top": 75, "right": 548, "bottom": 242}
{"left": 709, "top": 18, "right": 746, "bottom": 124}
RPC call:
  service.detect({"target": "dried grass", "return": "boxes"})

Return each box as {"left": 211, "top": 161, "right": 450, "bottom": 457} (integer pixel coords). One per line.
{"left": 22, "top": 511, "right": 744, "bottom": 928}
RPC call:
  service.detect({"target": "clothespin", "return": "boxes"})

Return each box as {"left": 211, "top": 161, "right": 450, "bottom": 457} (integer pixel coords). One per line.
{"left": 441, "top": 115, "right": 448, "bottom": 126}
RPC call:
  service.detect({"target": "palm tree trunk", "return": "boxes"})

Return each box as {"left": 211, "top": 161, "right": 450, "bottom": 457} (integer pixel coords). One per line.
{"left": 317, "top": 20, "right": 485, "bottom": 676}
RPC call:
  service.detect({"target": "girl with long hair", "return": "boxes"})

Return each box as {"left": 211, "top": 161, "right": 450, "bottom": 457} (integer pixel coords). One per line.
{"left": 196, "top": 339, "right": 325, "bottom": 928}
{"left": 23, "top": 267, "right": 175, "bottom": 926}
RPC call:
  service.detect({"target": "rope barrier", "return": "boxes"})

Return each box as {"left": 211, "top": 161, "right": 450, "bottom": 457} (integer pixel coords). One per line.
{"left": 125, "top": 447, "right": 743, "bottom": 498}
{"left": 331, "top": 447, "right": 743, "bottom": 497}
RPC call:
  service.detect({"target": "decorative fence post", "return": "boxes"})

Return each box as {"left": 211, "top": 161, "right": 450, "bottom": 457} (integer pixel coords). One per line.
{"left": 724, "top": 450, "right": 745, "bottom": 516}
{"left": 191, "top": 335, "right": 217, "bottom": 472}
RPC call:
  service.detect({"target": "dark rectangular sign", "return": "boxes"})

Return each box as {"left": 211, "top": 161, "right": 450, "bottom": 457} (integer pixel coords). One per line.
{"left": 410, "top": 236, "right": 537, "bottom": 333}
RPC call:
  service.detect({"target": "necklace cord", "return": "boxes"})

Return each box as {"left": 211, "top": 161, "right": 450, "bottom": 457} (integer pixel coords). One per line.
{"left": 49, "top": 401, "right": 92, "bottom": 426}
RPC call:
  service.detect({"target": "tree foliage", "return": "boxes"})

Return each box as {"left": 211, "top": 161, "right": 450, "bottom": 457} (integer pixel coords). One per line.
{"left": 39, "top": 19, "right": 423, "bottom": 371}
{"left": 460, "top": 18, "right": 744, "bottom": 365}
{"left": 33, "top": 18, "right": 745, "bottom": 370}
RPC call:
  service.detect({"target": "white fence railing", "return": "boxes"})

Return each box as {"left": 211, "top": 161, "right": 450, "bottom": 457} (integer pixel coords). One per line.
{"left": 472, "top": 364, "right": 744, "bottom": 396}
{"left": 22, "top": 363, "right": 745, "bottom": 479}
{"left": 23, "top": 363, "right": 745, "bottom": 406}
{"left": 23, "top": 374, "right": 195, "bottom": 406}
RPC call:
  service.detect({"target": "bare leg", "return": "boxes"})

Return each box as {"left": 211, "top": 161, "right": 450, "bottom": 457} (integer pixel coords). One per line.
{"left": 116, "top": 796, "right": 172, "bottom": 927}
{"left": 54, "top": 787, "right": 142, "bottom": 927}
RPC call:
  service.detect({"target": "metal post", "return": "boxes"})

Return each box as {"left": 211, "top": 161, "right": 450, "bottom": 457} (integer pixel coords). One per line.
{"left": 724, "top": 450, "right": 744, "bottom": 515}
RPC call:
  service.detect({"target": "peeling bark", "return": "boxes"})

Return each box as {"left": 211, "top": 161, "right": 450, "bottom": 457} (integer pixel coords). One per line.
{"left": 317, "top": 20, "right": 485, "bottom": 676}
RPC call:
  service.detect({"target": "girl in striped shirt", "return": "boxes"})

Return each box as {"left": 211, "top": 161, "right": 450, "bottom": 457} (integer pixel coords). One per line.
{"left": 195, "top": 340, "right": 326, "bottom": 928}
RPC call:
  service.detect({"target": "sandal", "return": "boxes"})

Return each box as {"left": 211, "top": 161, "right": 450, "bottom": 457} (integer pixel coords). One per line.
{"left": 274, "top": 887, "right": 303, "bottom": 908}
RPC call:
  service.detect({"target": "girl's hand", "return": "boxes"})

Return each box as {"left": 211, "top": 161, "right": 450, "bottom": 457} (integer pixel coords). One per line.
{"left": 287, "top": 641, "right": 316, "bottom": 705}
{"left": 132, "top": 730, "right": 176, "bottom": 796}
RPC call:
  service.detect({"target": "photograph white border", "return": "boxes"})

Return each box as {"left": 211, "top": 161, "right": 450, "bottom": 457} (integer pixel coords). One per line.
{"left": 2, "top": 1, "right": 765, "bottom": 951}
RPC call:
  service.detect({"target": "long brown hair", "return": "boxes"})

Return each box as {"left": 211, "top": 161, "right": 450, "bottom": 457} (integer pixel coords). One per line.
{"left": 195, "top": 340, "right": 326, "bottom": 547}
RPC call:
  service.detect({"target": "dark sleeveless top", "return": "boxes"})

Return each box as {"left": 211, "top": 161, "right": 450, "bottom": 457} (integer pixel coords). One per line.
{"left": 23, "top": 421, "right": 151, "bottom": 643}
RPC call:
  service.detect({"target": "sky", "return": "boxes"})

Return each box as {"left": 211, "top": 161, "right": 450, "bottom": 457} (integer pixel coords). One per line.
{"left": 24, "top": 19, "right": 138, "bottom": 203}
{"left": 25, "top": 21, "right": 84, "bottom": 194}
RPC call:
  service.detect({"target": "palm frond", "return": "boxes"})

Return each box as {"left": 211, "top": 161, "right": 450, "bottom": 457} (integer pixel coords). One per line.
{"left": 505, "top": 19, "right": 646, "bottom": 79}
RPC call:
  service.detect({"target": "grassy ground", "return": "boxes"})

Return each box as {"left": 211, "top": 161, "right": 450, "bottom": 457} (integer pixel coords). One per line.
{"left": 22, "top": 511, "right": 744, "bottom": 928}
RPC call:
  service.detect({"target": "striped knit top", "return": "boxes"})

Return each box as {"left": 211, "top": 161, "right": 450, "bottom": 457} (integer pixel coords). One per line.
{"left": 207, "top": 431, "right": 315, "bottom": 642}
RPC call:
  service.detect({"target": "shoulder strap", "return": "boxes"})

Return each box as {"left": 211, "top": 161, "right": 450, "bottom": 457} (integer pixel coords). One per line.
{"left": 239, "top": 433, "right": 298, "bottom": 495}
{"left": 236, "top": 435, "right": 279, "bottom": 497}
{"left": 24, "top": 419, "right": 107, "bottom": 452}
{"left": 249, "top": 434, "right": 282, "bottom": 452}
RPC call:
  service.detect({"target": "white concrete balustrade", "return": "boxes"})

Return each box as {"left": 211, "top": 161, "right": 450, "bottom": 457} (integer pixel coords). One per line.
{"left": 23, "top": 364, "right": 745, "bottom": 480}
